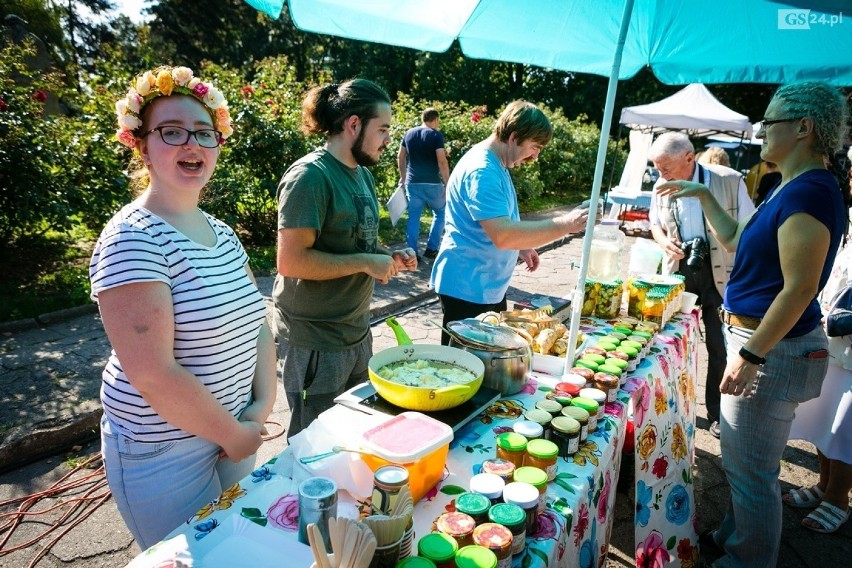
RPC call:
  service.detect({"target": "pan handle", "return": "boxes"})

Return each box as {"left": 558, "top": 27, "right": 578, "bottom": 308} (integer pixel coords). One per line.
{"left": 428, "top": 384, "right": 471, "bottom": 399}
{"left": 386, "top": 317, "right": 413, "bottom": 346}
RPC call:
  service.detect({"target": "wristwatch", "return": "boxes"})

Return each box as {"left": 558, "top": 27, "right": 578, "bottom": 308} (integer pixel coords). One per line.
{"left": 739, "top": 346, "right": 766, "bottom": 366}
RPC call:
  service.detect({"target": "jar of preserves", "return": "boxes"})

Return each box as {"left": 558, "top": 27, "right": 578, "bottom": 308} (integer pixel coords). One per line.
{"left": 455, "top": 545, "right": 498, "bottom": 568}
{"left": 512, "top": 420, "right": 543, "bottom": 440}
{"left": 495, "top": 432, "right": 527, "bottom": 469}
{"left": 581, "top": 279, "right": 599, "bottom": 316}
{"left": 469, "top": 472, "right": 506, "bottom": 505}
{"left": 513, "top": 466, "right": 548, "bottom": 514}
{"left": 604, "top": 357, "right": 628, "bottom": 375}
{"left": 549, "top": 416, "right": 581, "bottom": 458}
{"left": 417, "top": 532, "right": 458, "bottom": 568}
{"left": 592, "top": 372, "right": 620, "bottom": 403}
{"left": 523, "top": 409, "right": 552, "bottom": 440}
{"left": 488, "top": 503, "right": 526, "bottom": 556}
{"left": 456, "top": 492, "right": 492, "bottom": 526}
{"left": 627, "top": 280, "right": 652, "bottom": 318}
{"left": 396, "top": 557, "right": 437, "bottom": 568}
{"left": 595, "top": 280, "right": 624, "bottom": 319}
{"left": 480, "top": 458, "right": 516, "bottom": 484}
{"left": 437, "top": 511, "right": 476, "bottom": 549}
{"left": 501, "top": 482, "right": 539, "bottom": 536}
{"left": 534, "top": 398, "right": 562, "bottom": 418}
{"left": 561, "top": 405, "right": 590, "bottom": 442}
{"left": 569, "top": 367, "right": 594, "bottom": 384}
{"left": 524, "top": 438, "right": 559, "bottom": 481}
{"left": 472, "top": 523, "right": 513, "bottom": 568}
{"left": 554, "top": 381, "right": 582, "bottom": 398}
{"left": 571, "top": 397, "right": 600, "bottom": 432}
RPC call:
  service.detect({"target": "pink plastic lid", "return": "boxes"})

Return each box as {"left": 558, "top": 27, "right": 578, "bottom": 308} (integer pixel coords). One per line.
{"left": 361, "top": 412, "right": 453, "bottom": 463}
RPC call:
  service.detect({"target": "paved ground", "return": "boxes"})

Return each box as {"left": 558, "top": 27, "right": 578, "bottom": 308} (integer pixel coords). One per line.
{"left": 1, "top": 212, "right": 849, "bottom": 566}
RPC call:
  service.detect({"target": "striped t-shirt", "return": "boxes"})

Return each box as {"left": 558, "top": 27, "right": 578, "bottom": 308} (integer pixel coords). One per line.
{"left": 89, "top": 204, "right": 267, "bottom": 443}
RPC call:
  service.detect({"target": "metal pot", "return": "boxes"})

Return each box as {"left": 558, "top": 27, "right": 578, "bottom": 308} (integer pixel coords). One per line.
{"left": 446, "top": 320, "right": 531, "bottom": 396}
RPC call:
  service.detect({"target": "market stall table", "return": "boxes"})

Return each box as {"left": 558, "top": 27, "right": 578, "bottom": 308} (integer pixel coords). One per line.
{"left": 128, "top": 312, "right": 699, "bottom": 568}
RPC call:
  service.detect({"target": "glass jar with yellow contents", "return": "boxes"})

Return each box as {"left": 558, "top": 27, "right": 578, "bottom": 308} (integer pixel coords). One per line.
{"left": 641, "top": 287, "right": 667, "bottom": 326}
{"left": 595, "top": 280, "right": 623, "bottom": 319}
{"left": 581, "top": 279, "right": 599, "bottom": 316}
{"left": 627, "top": 279, "right": 652, "bottom": 318}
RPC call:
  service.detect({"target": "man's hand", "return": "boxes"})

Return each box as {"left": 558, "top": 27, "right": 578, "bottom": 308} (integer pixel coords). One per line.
{"left": 365, "top": 254, "right": 399, "bottom": 284}
{"left": 392, "top": 248, "right": 418, "bottom": 272}
{"left": 520, "top": 249, "right": 540, "bottom": 272}
{"left": 661, "top": 236, "right": 685, "bottom": 261}
{"left": 557, "top": 208, "right": 589, "bottom": 234}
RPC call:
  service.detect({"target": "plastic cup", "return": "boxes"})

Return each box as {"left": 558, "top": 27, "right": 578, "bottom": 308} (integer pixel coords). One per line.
{"left": 680, "top": 292, "right": 699, "bottom": 313}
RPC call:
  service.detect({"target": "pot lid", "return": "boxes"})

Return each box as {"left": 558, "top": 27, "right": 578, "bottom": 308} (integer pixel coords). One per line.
{"left": 447, "top": 319, "right": 529, "bottom": 351}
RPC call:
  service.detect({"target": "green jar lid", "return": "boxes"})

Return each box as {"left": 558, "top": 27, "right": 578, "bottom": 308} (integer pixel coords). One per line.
{"left": 418, "top": 532, "right": 458, "bottom": 562}
{"left": 456, "top": 492, "right": 492, "bottom": 517}
{"left": 631, "top": 330, "right": 653, "bottom": 340}
{"left": 612, "top": 325, "right": 633, "bottom": 335}
{"left": 513, "top": 465, "right": 548, "bottom": 487}
{"left": 597, "top": 363, "right": 622, "bottom": 376}
{"left": 616, "top": 345, "right": 638, "bottom": 357}
{"left": 496, "top": 432, "right": 528, "bottom": 451}
{"left": 595, "top": 341, "right": 618, "bottom": 351}
{"left": 535, "top": 399, "right": 563, "bottom": 415}
{"left": 561, "top": 405, "right": 589, "bottom": 422}
{"left": 551, "top": 415, "right": 580, "bottom": 434}
{"left": 582, "top": 352, "right": 606, "bottom": 365}
{"left": 455, "top": 545, "right": 498, "bottom": 568}
{"left": 622, "top": 339, "right": 644, "bottom": 349}
{"left": 575, "top": 358, "right": 599, "bottom": 371}
{"left": 524, "top": 408, "right": 552, "bottom": 426}
{"left": 604, "top": 358, "right": 628, "bottom": 370}
{"left": 527, "top": 438, "right": 559, "bottom": 459}
{"left": 397, "top": 557, "right": 438, "bottom": 568}
{"left": 571, "top": 396, "right": 599, "bottom": 414}
{"left": 608, "top": 331, "right": 627, "bottom": 341}
{"left": 488, "top": 502, "right": 526, "bottom": 528}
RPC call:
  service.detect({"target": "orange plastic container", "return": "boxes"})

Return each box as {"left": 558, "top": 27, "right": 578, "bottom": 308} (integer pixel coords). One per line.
{"left": 360, "top": 412, "right": 454, "bottom": 503}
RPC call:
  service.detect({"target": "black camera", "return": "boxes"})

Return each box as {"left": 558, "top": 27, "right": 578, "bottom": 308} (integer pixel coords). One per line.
{"left": 680, "top": 237, "right": 708, "bottom": 270}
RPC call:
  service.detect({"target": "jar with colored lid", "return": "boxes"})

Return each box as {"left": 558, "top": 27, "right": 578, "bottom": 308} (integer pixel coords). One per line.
{"left": 581, "top": 352, "right": 606, "bottom": 365}
{"left": 417, "top": 532, "right": 458, "bottom": 568}
{"left": 571, "top": 397, "right": 600, "bottom": 432}
{"left": 594, "top": 340, "right": 618, "bottom": 352}
{"left": 631, "top": 328, "right": 654, "bottom": 340}
{"left": 512, "top": 420, "right": 543, "bottom": 440}
{"left": 545, "top": 389, "right": 573, "bottom": 407}
{"left": 488, "top": 503, "right": 526, "bottom": 556}
{"left": 456, "top": 492, "right": 492, "bottom": 526}
{"left": 569, "top": 367, "right": 594, "bottom": 382}
{"left": 524, "top": 438, "right": 559, "bottom": 481}
{"left": 524, "top": 408, "right": 552, "bottom": 441}
{"left": 513, "top": 466, "right": 548, "bottom": 514}
{"left": 480, "top": 458, "right": 515, "bottom": 484}
{"left": 535, "top": 398, "right": 562, "bottom": 418}
{"left": 561, "top": 405, "right": 590, "bottom": 442}
{"left": 574, "top": 358, "right": 599, "bottom": 372}
{"left": 469, "top": 472, "right": 506, "bottom": 504}
{"left": 596, "top": 363, "right": 622, "bottom": 378}
{"left": 437, "top": 511, "right": 476, "bottom": 549}
{"left": 622, "top": 338, "right": 644, "bottom": 350}
{"left": 592, "top": 373, "right": 620, "bottom": 402}
{"left": 501, "top": 482, "right": 539, "bottom": 536}
{"left": 608, "top": 331, "right": 628, "bottom": 342}
{"left": 594, "top": 279, "right": 623, "bottom": 319}
{"left": 581, "top": 279, "right": 599, "bottom": 317}
{"left": 612, "top": 324, "right": 634, "bottom": 335}
{"left": 472, "top": 523, "right": 513, "bottom": 568}
{"left": 396, "top": 557, "right": 437, "bottom": 568}
{"left": 604, "top": 357, "right": 628, "bottom": 373}
{"left": 607, "top": 349, "right": 629, "bottom": 362}
{"left": 554, "top": 381, "right": 582, "bottom": 398}
{"left": 579, "top": 388, "right": 607, "bottom": 422}
{"left": 455, "top": 545, "right": 498, "bottom": 568}
{"left": 583, "top": 345, "right": 608, "bottom": 357}
{"left": 549, "top": 416, "right": 581, "bottom": 458}
{"left": 495, "top": 432, "right": 527, "bottom": 469}
{"left": 615, "top": 345, "right": 638, "bottom": 359}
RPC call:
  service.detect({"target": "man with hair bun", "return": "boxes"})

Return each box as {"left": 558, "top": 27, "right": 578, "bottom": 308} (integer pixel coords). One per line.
{"left": 274, "top": 78, "right": 417, "bottom": 439}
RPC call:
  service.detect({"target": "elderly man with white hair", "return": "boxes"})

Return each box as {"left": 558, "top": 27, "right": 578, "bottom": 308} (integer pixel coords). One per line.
{"left": 648, "top": 131, "right": 754, "bottom": 438}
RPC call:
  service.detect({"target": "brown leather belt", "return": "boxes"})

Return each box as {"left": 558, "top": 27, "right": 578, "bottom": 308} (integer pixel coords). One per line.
{"left": 718, "top": 308, "right": 762, "bottom": 330}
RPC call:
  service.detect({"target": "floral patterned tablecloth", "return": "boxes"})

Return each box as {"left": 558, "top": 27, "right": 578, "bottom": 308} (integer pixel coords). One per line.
{"left": 129, "top": 312, "right": 698, "bottom": 568}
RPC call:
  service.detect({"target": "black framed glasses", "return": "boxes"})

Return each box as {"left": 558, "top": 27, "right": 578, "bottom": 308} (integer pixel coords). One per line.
{"left": 758, "top": 117, "right": 804, "bottom": 128}
{"left": 144, "top": 126, "right": 223, "bottom": 148}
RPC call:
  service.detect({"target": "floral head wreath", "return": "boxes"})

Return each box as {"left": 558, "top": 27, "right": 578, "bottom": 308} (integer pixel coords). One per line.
{"left": 114, "top": 65, "right": 233, "bottom": 149}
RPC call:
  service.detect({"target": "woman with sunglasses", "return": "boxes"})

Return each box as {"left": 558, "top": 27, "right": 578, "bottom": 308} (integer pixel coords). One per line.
{"left": 89, "top": 66, "right": 275, "bottom": 549}
{"left": 657, "top": 81, "right": 849, "bottom": 567}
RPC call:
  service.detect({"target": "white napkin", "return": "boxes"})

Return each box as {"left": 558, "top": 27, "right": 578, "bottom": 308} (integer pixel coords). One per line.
{"left": 274, "top": 406, "right": 385, "bottom": 500}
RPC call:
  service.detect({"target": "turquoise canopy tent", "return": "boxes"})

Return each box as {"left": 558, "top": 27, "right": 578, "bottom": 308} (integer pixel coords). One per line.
{"left": 243, "top": 0, "right": 852, "bottom": 369}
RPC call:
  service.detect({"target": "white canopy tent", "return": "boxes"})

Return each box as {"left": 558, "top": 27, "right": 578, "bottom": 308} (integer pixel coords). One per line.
{"left": 620, "top": 83, "right": 754, "bottom": 138}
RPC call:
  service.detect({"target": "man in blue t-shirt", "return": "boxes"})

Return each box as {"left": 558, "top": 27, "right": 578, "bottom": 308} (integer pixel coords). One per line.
{"left": 397, "top": 108, "right": 451, "bottom": 260}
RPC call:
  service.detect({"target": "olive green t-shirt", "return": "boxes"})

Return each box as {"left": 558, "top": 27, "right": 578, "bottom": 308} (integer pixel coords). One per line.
{"left": 273, "top": 148, "right": 380, "bottom": 350}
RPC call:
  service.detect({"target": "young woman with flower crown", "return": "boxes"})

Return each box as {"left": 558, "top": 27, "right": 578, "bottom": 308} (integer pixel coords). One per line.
{"left": 89, "top": 66, "right": 276, "bottom": 549}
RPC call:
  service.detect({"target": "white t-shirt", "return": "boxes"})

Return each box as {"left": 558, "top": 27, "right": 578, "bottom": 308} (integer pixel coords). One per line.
{"left": 89, "top": 204, "right": 266, "bottom": 443}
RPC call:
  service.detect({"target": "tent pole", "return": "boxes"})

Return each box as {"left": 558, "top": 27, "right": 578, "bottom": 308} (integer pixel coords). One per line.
{"left": 603, "top": 124, "right": 625, "bottom": 212}
{"left": 563, "top": 0, "right": 636, "bottom": 374}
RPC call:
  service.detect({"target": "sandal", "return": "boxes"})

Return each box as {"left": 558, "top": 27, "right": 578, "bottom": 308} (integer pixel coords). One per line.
{"left": 802, "top": 501, "right": 850, "bottom": 534}
{"left": 783, "top": 485, "right": 825, "bottom": 509}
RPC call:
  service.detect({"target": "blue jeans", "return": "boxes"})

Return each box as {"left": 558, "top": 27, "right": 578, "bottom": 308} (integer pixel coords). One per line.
{"left": 100, "top": 415, "right": 255, "bottom": 550}
{"left": 405, "top": 183, "right": 446, "bottom": 252}
{"left": 712, "top": 324, "right": 828, "bottom": 567}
